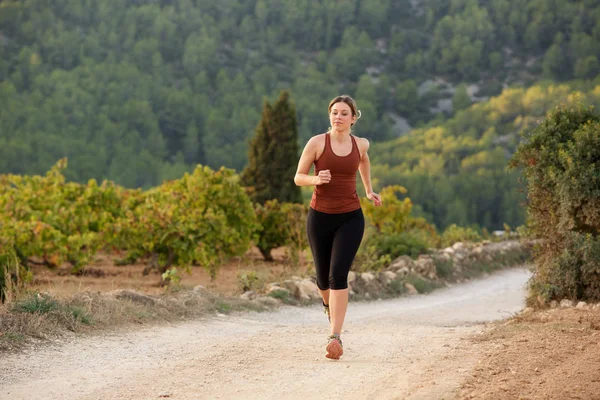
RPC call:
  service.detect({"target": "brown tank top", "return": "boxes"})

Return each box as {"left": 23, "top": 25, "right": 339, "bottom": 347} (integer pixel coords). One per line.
{"left": 310, "top": 133, "right": 361, "bottom": 214}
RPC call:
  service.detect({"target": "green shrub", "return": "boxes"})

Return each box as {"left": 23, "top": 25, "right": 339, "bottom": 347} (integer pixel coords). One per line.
{"left": 237, "top": 271, "right": 262, "bottom": 293}
{"left": 268, "top": 289, "right": 291, "bottom": 302}
{"left": 434, "top": 258, "right": 454, "bottom": 279}
{"left": 441, "top": 224, "right": 481, "bottom": 247}
{"left": 354, "top": 244, "right": 392, "bottom": 272}
{"left": 13, "top": 293, "right": 61, "bottom": 314}
{"left": 405, "top": 275, "right": 441, "bottom": 294}
{"left": 254, "top": 200, "right": 288, "bottom": 261}
{"left": 367, "top": 232, "right": 429, "bottom": 260}
{"left": 510, "top": 105, "right": 600, "bottom": 303}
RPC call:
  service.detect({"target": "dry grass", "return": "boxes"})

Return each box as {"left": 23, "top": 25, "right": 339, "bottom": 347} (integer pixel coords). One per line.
{"left": 0, "top": 287, "right": 273, "bottom": 353}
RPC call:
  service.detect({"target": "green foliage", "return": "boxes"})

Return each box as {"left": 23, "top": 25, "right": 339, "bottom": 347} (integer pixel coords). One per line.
{"left": 434, "top": 258, "right": 454, "bottom": 279}
{"left": 452, "top": 84, "right": 472, "bottom": 112}
{"left": 357, "top": 185, "right": 437, "bottom": 272}
{"left": 252, "top": 200, "right": 308, "bottom": 262}
{"left": 355, "top": 244, "right": 392, "bottom": 273}
{"left": 253, "top": 200, "right": 288, "bottom": 261}
{"left": 241, "top": 91, "right": 301, "bottom": 205}
{"left": 237, "top": 271, "right": 263, "bottom": 293}
{"left": 4, "top": 0, "right": 600, "bottom": 191}
{"left": 161, "top": 268, "right": 182, "bottom": 286}
{"left": 360, "top": 185, "right": 413, "bottom": 234}
{"left": 366, "top": 233, "right": 429, "bottom": 261}
{"left": 116, "top": 165, "right": 258, "bottom": 280}
{"left": 12, "top": 293, "right": 60, "bottom": 315}
{"left": 509, "top": 105, "right": 600, "bottom": 303}
{"left": 0, "top": 248, "right": 30, "bottom": 303}
{"left": 405, "top": 275, "right": 441, "bottom": 294}
{"left": 0, "top": 159, "right": 125, "bottom": 273}
{"left": 371, "top": 82, "right": 600, "bottom": 230}
{"left": 280, "top": 202, "right": 309, "bottom": 266}
{"left": 441, "top": 225, "right": 482, "bottom": 247}
{"left": 267, "top": 289, "right": 291, "bottom": 302}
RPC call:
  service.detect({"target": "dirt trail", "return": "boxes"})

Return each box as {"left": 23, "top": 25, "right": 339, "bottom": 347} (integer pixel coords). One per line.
{"left": 0, "top": 268, "right": 531, "bottom": 400}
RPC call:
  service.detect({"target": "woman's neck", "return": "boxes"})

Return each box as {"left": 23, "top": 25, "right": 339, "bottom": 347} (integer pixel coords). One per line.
{"left": 330, "top": 128, "right": 351, "bottom": 138}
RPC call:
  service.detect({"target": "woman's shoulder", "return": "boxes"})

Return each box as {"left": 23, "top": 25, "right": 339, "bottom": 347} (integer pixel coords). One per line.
{"left": 306, "top": 133, "right": 328, "bottom": 147}
{"left": 351, "top": 135, "right": 370, "bottom": 151}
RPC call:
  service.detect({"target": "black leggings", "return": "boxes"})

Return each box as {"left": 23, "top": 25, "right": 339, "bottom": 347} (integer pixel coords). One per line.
{"left": 306, "top": 207, "right": 365, "bottom": 291}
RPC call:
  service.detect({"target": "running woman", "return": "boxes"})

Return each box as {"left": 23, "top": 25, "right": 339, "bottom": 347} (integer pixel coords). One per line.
{"left": 294, "top": 95, "right": 382, "bottom": 360}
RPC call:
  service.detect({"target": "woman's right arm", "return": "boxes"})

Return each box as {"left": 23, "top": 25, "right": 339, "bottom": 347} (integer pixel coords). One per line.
{"left": 294, "top": 137, "right": 331, "bottom": 186}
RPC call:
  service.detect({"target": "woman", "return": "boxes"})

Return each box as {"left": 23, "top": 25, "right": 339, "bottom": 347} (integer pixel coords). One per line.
{"left": 294, "top": 95, "right": 382, "bottom": 360}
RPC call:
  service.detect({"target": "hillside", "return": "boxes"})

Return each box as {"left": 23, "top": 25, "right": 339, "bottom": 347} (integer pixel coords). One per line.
{"left": 369, "top": 82, "right": 600, "bottom": 229}
{"left": 2, "top": 0, "right": 600, "bottom": 189}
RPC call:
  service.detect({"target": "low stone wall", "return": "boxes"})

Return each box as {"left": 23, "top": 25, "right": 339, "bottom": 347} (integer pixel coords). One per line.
{"left": 242, "top": 239, "right": 533, "bottom": 304}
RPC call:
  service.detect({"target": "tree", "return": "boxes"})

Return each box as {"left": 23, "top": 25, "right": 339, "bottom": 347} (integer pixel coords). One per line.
{"left": 509, "top": 105, "right": 600, "bottom": 304}
{"left": 452, "top": 84, "right": 472, "bottom": 112}
{"left": 241, "top": 91, "right": 302, "bottom": 204}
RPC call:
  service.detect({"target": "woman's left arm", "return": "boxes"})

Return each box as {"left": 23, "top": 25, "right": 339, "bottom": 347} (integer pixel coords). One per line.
{"left": 358, "top": 138, "right": 382, "bottom": 206}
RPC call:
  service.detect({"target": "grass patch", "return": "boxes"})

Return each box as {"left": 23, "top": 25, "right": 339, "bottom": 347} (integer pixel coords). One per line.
{"left": 216, "top": 301, "right": 232, "bottom": 314}
{"left": 434, "top": 258, "right": 454, "bottom": 279}
{"left": 405, "top": 275, "right": 442, "bottom": 294}
{"left": 0, "top": 287, "right": 276, "bottom": 353}
{"left": 267, "top": 289, "right": 291, "bottom": 302}
{"left": 12, "top": 294, "right": 61, "bottom": 314}
{"left": 389, "top": 278, "right": 407, "bottom": 295}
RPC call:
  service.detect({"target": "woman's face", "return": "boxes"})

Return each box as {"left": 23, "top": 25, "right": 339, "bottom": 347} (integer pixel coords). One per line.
{"left": 329, "top": 102, "right": 355, "bottom": 132}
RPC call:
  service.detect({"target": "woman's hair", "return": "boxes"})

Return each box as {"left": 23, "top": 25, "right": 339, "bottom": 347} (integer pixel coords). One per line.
{"left": 328, "top": 95, "right": 362, "bottom": 126}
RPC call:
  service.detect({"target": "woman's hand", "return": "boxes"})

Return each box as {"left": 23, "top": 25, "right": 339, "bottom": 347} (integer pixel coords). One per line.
{"left": 315, "top": 169, "right": 331, "bottom": 185}
{"left": 366, "top": 191, "right": 382, "bottom": 206}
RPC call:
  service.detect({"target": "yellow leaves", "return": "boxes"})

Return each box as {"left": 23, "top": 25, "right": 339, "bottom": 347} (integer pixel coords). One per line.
{"left": 47, "top": 254, "right": 61, "bottom": 267}
{"left": 29, "top": 52, "right": 41, "bottom": 66}
{"left": 361, "top": 185, "right": 413, "bottom": 234}
{"left": 33, "top": 221, "right": 45, "bottom": 235}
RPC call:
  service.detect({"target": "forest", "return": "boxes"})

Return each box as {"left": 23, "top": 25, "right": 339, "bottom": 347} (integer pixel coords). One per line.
{"left": 2, "top": 0, "right": 600, "bottom": 229}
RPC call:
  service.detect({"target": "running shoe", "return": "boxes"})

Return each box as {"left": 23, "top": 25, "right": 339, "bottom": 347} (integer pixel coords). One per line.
{"left": 325, "top": 334, "right": 343, "bottom": 359}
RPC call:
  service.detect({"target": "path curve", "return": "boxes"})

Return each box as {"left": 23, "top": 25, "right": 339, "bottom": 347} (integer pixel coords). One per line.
{"left": 0, "top": 268, "right": 531, "bottom": 400}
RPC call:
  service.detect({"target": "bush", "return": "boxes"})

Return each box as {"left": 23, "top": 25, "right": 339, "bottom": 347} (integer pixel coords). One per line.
{"left": 368, "top": 232, "right": 429, "bottom": 260}
{"left": 0, "top": 159, "right": 125, "bottom": 273}
{"left": 355, "top": 232, "right": 428, "bottom": 272}
{"left": 253, "top": 200, "right": 288, "bottom": 261}
{"left": 237, "top": 271, "right": 263, "bottom": 293}
{"left": 280, "top": 202, "right": 309, "bottom": 266}
{"left": 116, "top": 165, "right": 258, "bottom": 280}
{"left": 360, "top": 185, "right": 413, "bottom": 234}
{"left": 441, "top": 224, "right": 481, "bottom": 247}
{"left": 509, "top": 104, "right": 600, "bottom": 303}
{"left": 268, "top": 289, "right": 291, "bottom": 302}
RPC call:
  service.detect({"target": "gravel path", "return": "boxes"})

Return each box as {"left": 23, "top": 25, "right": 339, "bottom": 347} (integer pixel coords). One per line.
{"left": 0, "top": 268, "right": 531, "bottom": 400}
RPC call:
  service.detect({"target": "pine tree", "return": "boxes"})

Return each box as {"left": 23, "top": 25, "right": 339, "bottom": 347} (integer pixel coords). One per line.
{"left": 242, "top": 91, "right": 302, "bottom": 204}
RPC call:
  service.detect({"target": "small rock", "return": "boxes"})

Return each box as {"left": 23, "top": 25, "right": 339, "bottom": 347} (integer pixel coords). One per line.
{"left": 576, "top": 301, "right": 587, "bottom": 309}
{"left": 379, "top": 271, "right": 397, "bottom": 285}
{"left": 560, "top": 299, "right": 574, "bottom": 308}
{"left": 254, "top": 296, "right": 281, "bottom": 307}
{"left": 361, "top": 272, "right": 375, "bottom": 284}
{"left": 549, "top": 300, "right": 559, "bottom": 309}
{"left": 389, "top": 255, "right": 414, "bottom": 271}
{"left": 268, "top": 286, "right": 290, "bottom": 295}
{"left": 110, "top": 290, "right": 156, "bottom": 306}
{"left": 452, "top": 242, "right": 465, "bottom": 251}
{"left": 347, "top": 271, "right": 356, "bottom": 284}
{"left": 404, "top": 283, "right": 418, "bottom": 295}
{"left": 240, "top": 291, "right": 257, "bottom": 301}
{"left": 297, "top": 278, "right": 320, "bottom": 300}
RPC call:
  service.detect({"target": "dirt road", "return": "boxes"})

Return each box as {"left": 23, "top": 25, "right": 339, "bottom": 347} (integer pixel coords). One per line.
{"left": 1, "top": 268, "right": 531, "bottom": 400}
